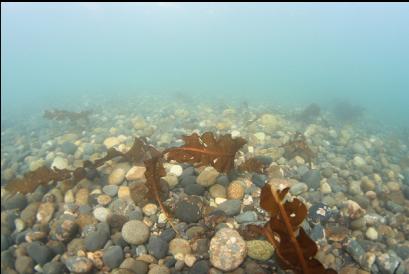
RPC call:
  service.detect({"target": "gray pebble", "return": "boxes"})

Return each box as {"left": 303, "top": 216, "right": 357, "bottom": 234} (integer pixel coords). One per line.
{"left": 27, "top": 241, "right": 54, "bottom": 265}
{"left": 217, "top": 199, "right": 241, "bottom": 217}
{"left": 147, "top": 236, "right": 169, "bottom": 259}
{"left": 103, "top": 245, "right": 124, "bottom": 269}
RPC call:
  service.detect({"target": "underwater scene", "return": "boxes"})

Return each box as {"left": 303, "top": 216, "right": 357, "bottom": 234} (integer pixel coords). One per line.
{"left": 1, "top": 3, "right": 409, "bottom": 274}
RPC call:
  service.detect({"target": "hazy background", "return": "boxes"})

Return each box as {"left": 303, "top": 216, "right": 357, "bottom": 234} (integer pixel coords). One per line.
{"left": 2, "top": 3, "right": 409, "bottom": 126}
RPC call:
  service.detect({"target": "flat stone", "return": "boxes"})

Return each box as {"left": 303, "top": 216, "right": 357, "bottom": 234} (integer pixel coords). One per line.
{"left": 65, "top": 256, "right": 93, "bottom": 273}
{"left": 216, "top": 199, "right": 241, "bottom": 217}
{"left": 197, "top": 167, "right": 219, "bottom": 187}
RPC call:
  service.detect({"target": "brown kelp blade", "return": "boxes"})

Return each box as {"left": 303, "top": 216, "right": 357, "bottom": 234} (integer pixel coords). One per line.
{"left": 164, "top": 132, "right": 246, "bottom": 173}
{"left": 260, "top": 185, "right": 337, "bottom": 274}
{"left": 5, "top": 137, "right": 158, "bottom": 195}
{"left": 238, "top": 157, "right": 264, "bottom": 173}
{"left": 281, "top": 132, "right": 315, "bottom": 168}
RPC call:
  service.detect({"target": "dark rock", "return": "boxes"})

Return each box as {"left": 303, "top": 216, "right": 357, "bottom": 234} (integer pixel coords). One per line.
{"left": 254, "top": 155, "right": 273, "bottom": 166}
{"left": 217, "top": 200, "right": 241, "bottom": 217}
{"left": 310, "top": 224, "right": 325, "bottom": 242}
{"left": 402, "top": 169, "right": 409, "bottom": 186}
{"left": 308, "top": 203, "right": 332, "bottom": 224}
{"left": 184, "top": 184, "right": 205, "bottom": 196}
{"left": 147, "top": 236, "right": 169, "bottom": 259}
{"left": 4, "top": 193, "right": 27, "bottom": 211}
{"left": 376, "top": 250, "right": 402, "bottom": 274}
{"left": 43, "top": 261, "right": 67, "bottom": 274}
{"left": 345, "top": 239, "right": 366, "bottom": 268}
{"left": 15, "top": 255, "right": 34, "bottom": 274}
{"left": 251, "top": 174, "right": 267, "bottom": 188}
{"left": 174, "top": 200, "right": 201, "bottom": 223}
{"left": 2, "top": 249, "right": 15, "bottom": 269}
{"left": 160, "top": 227, "right": 176, "bottom": 242}
{"left": 216, "top": 175, "right": 230, "bottom": 187}
{"left": 61, "top": 141, "right": 77, "bottom": 155}
{"left": 26, "top": 241, "right": 54, "bottom": 265}
{"left": 402, "top": 185, "right": 409, "bottom": 200}
{"left": 111, "top": 231, "right": 127, "bottom": 247}
{"left": 1, "top": 235, "right": 12, "bottom": 252}
{"left": 301, "top": 169, "right": 321, "bottom": 189}
{"left": 189, "top": 260, "right": 210, "bottom": 274}
{"left": 103, "top": 245, "right": 124, "bottom": 269}
{"left": 235, "top": 211, "right": 257, "bottom": 224}
{"left": 164, "top": 257, "right": 176, "bottom": 268}
{"left": 182, "top": 166, "right": 196, "bottom": 177}
{"left": 47, "top": 240, "right": 66, "bottom": 255}
{"left": 179, "top": 175, "right": 197, "bottom": 187}
{"left": 244, "top": 260, "right": 267, "bottom": 274}
{"left": 128, "top": 208, "right": 143, "bottom": 221}
{"left": 396, "top": 245, "right": 409, "bottom": 260}
{"left": 84, "top": 229, "right": 109, "bottom": 251}
{"left": 386, "top": 201, "right": 404, "bottom": 213}
{"left": 194, "top": 239, "right": 209, "bottom": 255}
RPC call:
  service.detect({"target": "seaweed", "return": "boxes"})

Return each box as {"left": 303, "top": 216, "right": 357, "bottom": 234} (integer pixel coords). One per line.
{"left": 245, "top": 184, "right": 337, "bottom": 274}
{"left": 238, "top": 157, "right": 265, "bottom": 173}
{"left": 5, "top": 137, "right": 156, "bottom": 194}
{"left": 43, "top": 109, "right": 92, "bottom": 123}
{"left": 163, "top": 132, "right": 247, "bottom": 173}
{"left": 281, "top": 132, "right": 315, "bottom": 168}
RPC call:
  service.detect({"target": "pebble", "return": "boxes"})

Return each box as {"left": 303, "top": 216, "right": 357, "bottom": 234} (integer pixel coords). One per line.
{"left": 174, "top": 199, "right": 201, "bottom": 223}
{"left": 189, "top": 260, "right": 210, "bottom": 274}
{"left": 169, "top": 238, "right": 192, "bottom": 256}
{"left": 163, "top": 174, "right": 179, "bottom": 189}
{"left": 122, "top": 220, "right": 150, "bottom": 245}
{"left": 197, "top": 167, "right": 219, "bottom": 187}
{"left": 125, "top": 166, "right": 146, "bottom": 181}
{"left": 290, "top": 182, "right": 308, "bottom": 195}
{"left": 301, "top": 169, "right": 321, "bottom": 189}
{"left": 103, "top": 245, "right": 124, "bottom": 269}
{"left": 27, "top": 241, "right": 54, "bottom": 265}
{"left": 54, "top": 219, "right": 79, "bottom": 242}
{"left": 61, "top": 141, "right": 77, "bottom": 155}
{"left": 4, "top": 193, "right": 27, "bottom": 210}
{"left": 84, "top": 227, "right": 109, "bottom": 251}
{"left": 209, "top": 184, "right": 227, "bottom": 198}
{"left": 376, "top": 250, "right": 402, "bottom": 274}
{"left": 75, "top": 188, "right": 89, "bottom": 206}
{"left": 142, "top": 203, "right": 158, "bottom": 216}
{"left": 169, "top": 165, "right": 183, "bottom": 176}
{"left": 148, "top": 265, "right": 170, "bottom": 274}
{"left": 184, "top": 184, "right": 205, "bottom": 196}
{"left": 320, "top": 182, "right": 332, "bottom": 194}
{"left": 235, "top": 211, "right": 257, "bottom": 224}
{"left": 43, "top": 261, "right": 66, "bottom": 274}
{"left": 117, "top": 186, "right": 131, "bottom": 200}
{"left": 365, "top": 227, "right": 378, "bottom": 240}
{"left": 120, "top": 258, "right": 148, "bottom": 273}
{"left": 353, "top": 156, "right": 366, "bottom": 167}
{"left": 15, "top": 256, "right": 34, "bottom": 274}
{"left": 216, "top": 199, "right": 241, "bottom": 217}
{"left": 36, "top": 202, "right": 55, "bottom": 224}
{"left": 65, "top": 256, "right": 93, "bottom": 273}
{"left": 109, "top": 167, "right": 126, "bottom": 185}
{"left": 93, "top": 207, "right": 111, "bottom": 222}
{"left": 104, "top": 137, "right": 120, "bottom": 149}
{"left": 97, "top": 194, "right": 112, "bottom": 206}
{"left": 227, "top": 181, "right": 245, "bottom": 200}
{"left": 246, "top": 240, "right": 274, "bottom": 261}
{"left": 103, "top": 185, "right": 119, "bottom": 196}
{"left": 51, "top": 156, "right": 68, "bottom": 170}
{"left": 147, "top": 236, "right": 169, "bottom": 259}
{"left": 209, "top": 228, "right": 247, "bottom": 271}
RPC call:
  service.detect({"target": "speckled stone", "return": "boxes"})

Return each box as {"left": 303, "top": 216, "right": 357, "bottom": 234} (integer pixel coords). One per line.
{"left": 209, "top": 228, "right": 246, "bottom": 271}
{"left": 122, "top": 220, "right": 149, "bottom": 245}
{"left": 246, "top": 240, "right": 274, "bottom": 261}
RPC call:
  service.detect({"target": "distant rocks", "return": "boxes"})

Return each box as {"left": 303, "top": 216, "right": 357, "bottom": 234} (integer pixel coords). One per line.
{"left": 103, "top": 137, "right": 120, "bottom": 149}
{"left": 61, "top": 141, "right": 77, "bottom": 155}
{"left": 209, "top": 228, "right": 246, "bottom": 271}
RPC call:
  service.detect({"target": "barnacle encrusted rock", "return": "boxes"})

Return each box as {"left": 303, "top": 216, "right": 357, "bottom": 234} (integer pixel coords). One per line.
{"left": 209, "top": 228, "right": 247, "bottom": 271}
